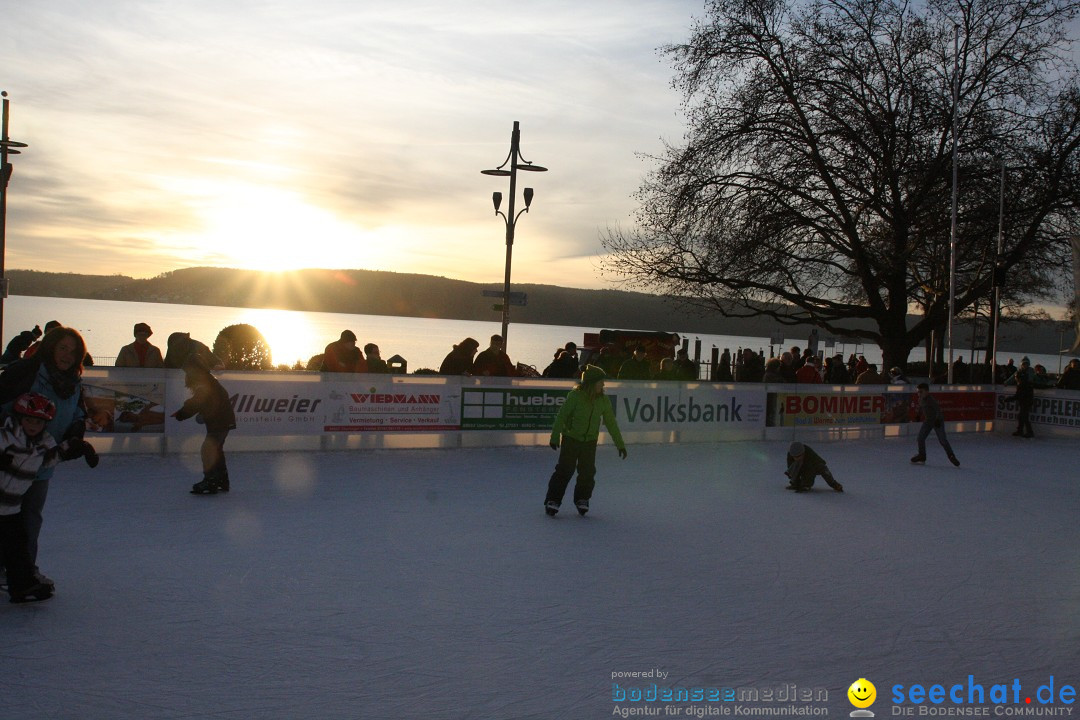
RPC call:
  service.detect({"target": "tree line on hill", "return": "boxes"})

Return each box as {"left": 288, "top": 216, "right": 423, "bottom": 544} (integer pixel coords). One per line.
{"left": 4, "top": 267, "right": 1069, "bottom": 356}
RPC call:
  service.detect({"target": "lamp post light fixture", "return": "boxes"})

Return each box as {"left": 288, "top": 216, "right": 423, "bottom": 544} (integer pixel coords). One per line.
{"left": 481, "top": 121, "right": 547, "bottom": 354}
{"left": 0, "top": 91, "right": 29, "bottom": 347}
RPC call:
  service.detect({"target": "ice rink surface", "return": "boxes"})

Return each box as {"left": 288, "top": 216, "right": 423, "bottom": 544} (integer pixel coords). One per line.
{"left": 3, "top": 433, "right": 1078, "bottom": 719}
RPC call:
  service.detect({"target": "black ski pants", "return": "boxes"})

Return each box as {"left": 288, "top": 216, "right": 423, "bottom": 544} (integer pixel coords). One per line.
{"left": 917, "top": 420, "right": 955, "bottom": 457}
{"left": 0, "top": 512, "right": 36, "bottom": 595}
{"left": 546, "top": 436, "right": 598, "bottom": 506}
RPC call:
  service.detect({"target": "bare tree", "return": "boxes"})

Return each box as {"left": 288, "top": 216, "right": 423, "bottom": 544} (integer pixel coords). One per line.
{"left": 602, "top": 0, "right": 1080, "bottom": 370}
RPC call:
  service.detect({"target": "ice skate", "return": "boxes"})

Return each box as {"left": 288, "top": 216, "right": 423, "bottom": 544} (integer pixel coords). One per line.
{"left": 948, "top": 454, "right": 960, "bottom": 467}
{"left": 9, "top": 582, "right": 53, "bottom": 604}
{"left": 190, "top": 475, "right": 220, "bottom": 495}
{"left": 33, "top": 570, "right": 55, "bottom": 593}
{"left": 544, "top": 500, "right": 560, "bottom": 516}
{"left": 83, "top": 442, "right": 100, "bottom": 468}
{"left": 575, "top": 499, "right": 589, "bottom": 516}
{"left": 910, "top": 454, "right": 926, "bottom": 464}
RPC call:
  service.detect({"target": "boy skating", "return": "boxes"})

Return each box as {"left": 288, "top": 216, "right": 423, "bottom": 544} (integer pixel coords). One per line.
{"left": 911, "top": 383, "right": 960, "bottom": 466}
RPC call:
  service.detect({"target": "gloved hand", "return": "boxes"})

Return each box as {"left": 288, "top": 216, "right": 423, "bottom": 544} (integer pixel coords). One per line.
{"left": 550, "top": 440, "right": 559, "bottom": 450}
{"left": 618, "top": 447, "right": 627, "bottom": 459}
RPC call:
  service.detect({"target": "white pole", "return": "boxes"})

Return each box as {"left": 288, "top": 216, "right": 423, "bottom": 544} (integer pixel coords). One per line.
{"left": 992, "top": 159, "right": 1005, "bottom": 384}
{"left": 947, "top": 25, "right": 960, "bottom": 385}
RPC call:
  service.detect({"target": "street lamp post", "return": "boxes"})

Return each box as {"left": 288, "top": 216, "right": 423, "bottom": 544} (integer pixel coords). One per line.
{"left": 0, "top": 91, "right": 29, "bottom": 347}
{"left": 481, "top": 121, "right": 547, "bottom": 355}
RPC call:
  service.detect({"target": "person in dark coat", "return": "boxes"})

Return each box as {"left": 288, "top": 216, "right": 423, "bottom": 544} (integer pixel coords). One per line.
{"left": 734, "top": 348, "right": 763, "bottom": 382}
{"left": 543, "top": 349, "right": 579, "bottom": 379}
{"left": 911, "top": 383, "right": 960, "bottom": 465}
{"left": 1004, "top": 357, "right": 1036, "bottom": 438}
{"left": 471, "top": 335, "right": 516, "bottom": 377}
{"left": 166, "top": 333, "right": 236, "bottom": 495}
{"left": 717, "top": 348, "right": 733, "bottom": 382}
{"left": 673, "top": 348, "right": 698, "bottom": 381}
{"left": 785, "top": 442, "right": 843, "bottom": 492}
{"left": 364, "top": 343, "right": 390, "bottom": 373}
{"left": 779, "top": 352, "right": 798, "bottom": 383}
{"left": 1, "top": 325, "right": 42, "bottom": 364}
{"left": 1057, "top": 359, "right": 1080, "bottom": 390}
{"left": 439, "top": 338, "right": 480, "bottom": 375}
{"left": 618, "top": 345, "right": 652, "bottom": 380}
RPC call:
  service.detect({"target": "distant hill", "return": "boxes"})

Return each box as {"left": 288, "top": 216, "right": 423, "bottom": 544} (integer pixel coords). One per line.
{"left": 4, "top": 267, "right": 1073, "bottom": 355}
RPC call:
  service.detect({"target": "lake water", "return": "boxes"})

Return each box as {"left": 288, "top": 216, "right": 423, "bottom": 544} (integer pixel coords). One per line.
{"left": 4, "top": 294, "right": 1057, "bottom": 373}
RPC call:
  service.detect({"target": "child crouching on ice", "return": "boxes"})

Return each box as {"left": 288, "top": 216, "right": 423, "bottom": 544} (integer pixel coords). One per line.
{"left": 0, "top": 393, "right": 95, "bottom": 603}
{"left": 785, "top": 441, "right": 843, "bottom": 493}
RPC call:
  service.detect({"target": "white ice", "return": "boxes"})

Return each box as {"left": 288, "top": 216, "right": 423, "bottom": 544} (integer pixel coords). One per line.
{"left": 3, "top": 433, "right": 1079, "bottom": 719}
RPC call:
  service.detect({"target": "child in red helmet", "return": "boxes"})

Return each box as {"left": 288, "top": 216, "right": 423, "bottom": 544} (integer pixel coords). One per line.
{"left": 0, "top": 393, "right": 94, "bottom": 603}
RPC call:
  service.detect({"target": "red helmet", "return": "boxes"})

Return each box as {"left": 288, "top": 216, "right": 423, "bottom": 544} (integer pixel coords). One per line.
{"left": 13, "top": 393, "right": 56, "bottom": 421}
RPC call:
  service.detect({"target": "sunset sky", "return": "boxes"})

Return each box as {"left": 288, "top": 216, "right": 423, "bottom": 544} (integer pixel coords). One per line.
{"left": 3, "top": 0, "right": 703, "bottom": 290}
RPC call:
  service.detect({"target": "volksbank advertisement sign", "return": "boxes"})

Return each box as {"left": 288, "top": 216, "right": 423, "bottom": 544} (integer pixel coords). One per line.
{"left": 462, "top": 385, "right": 765, "bottom": 431}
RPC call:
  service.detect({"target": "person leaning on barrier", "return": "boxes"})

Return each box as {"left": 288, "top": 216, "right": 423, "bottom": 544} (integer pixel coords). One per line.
{"left": 618, "top": 345, "right": 652, "bottom": 381}
{"left": 471, "top": 335, "right": 516, "bottom": 377}
{"left": 674, "top": 348, "right": 697, "bottom": 381}
{"left": 321, "top": 330, "right": 366, "bottom": 373}
{"left": 1057, "top": 358, "right": 1080, "bottom": 390}
{"left": 1004, "top": 357, "right": 1036, "bottom": 438}
{"left": 543, "top": 349, "right": 579, "bottom": 379}
{"left": 115, "top": 323, "right": 165, "bottom": 368}
{"left": 795, "top": 356, "right": 823, "bottom": 383}
{"left": 364, "top": 343, "right": 389, "bottom": 373}
{"left": 1, "top": 325, "right": 42, "bottom": 364}
{"left": 439, "top": 338, "right": 480, "bottom": 375}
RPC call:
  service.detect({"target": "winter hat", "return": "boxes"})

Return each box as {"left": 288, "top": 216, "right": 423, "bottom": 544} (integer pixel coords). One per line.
{"left": 580, "top": 364, "right": 606, "bottom": 385}
{"left": 788, "top": 441, "right": 805, "bottom": 456}
{"left": 133, "top": 322, "right": 152, "bottom": 336}
{"left": 1021, "top": 356, "right": 1031, "bottom": 366}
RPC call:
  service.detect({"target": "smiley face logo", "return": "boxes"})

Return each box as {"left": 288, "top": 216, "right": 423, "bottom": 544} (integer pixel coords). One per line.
{"left": 848, "top": 678, "right": 877, "bottom": 709}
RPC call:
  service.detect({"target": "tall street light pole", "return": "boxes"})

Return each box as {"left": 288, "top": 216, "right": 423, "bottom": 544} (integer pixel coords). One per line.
{"left": 481, "top": 121, "right": 547, "bottom": 355}
{"left": 0, "top": 91, "right": 30, "bottom": 348}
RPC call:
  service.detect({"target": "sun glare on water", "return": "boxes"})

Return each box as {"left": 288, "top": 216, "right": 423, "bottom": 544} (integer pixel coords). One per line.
{"left": 232, "top": 307, "right": 322, "bottom": 367}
